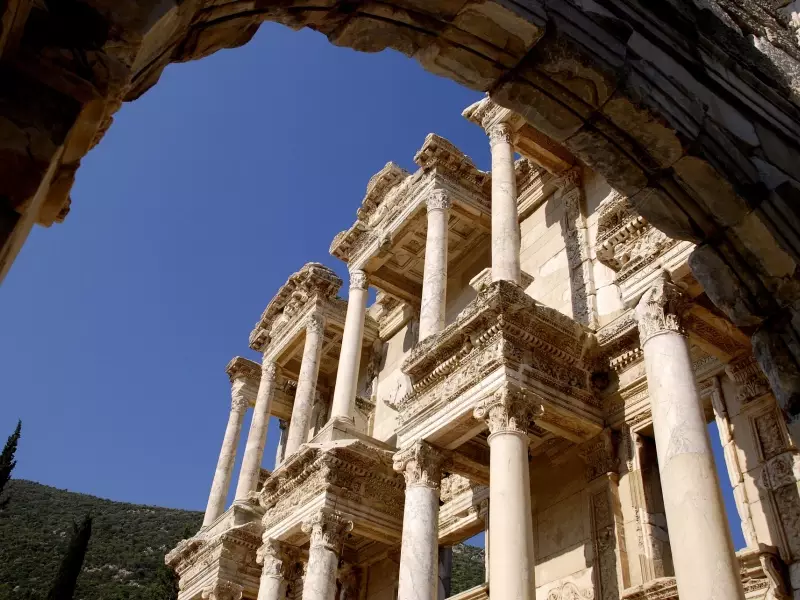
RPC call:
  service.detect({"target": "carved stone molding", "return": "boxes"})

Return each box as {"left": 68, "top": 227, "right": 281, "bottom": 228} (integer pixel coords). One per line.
{"left": 634, "top": 273, "right": 688, "bottom": 345}
{"left": 202, "top": 580, "right": 244, "bottom": 600}
{"left": 226, "top": 356, "right": 261, "bottom": 383}
{"left": 487, "top": 122, "right": 513, "bottom": 147}
{"left": 256, "top": 539, "right": 296, "bottom": 580}
{"left": 349, "top": 269, "right": 369, "bottom": 291}
{"left": 726, "top": 354, "right": 771, "bottom": 404}
{"left": 393, "top": 441, "right": 448, "bottom": 490}
{"left": 546, "top": 581, "right": 594, "bottom": 599}
{"left": 474, "top": 383, "right": 543, "bottom": 436}
{"left": 577, "top": 429, "right": 618, "bottom": 482}
{"left": 426, "top": 189, "right": 451, "bottom": 212}
{"left": 302, "top": 510, "right": 353, "bottom": 552}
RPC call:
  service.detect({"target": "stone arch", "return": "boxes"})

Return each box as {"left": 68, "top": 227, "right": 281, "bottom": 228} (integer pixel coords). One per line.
{"left": 3, "top": 0, "right": 800, "bottom": 416}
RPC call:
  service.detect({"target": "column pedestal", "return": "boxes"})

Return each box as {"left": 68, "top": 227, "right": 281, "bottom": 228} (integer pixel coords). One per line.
{"left": 203, "top": 385, "right": 249, "bottom": 526}
{"left": 301, "top": 512, "right": 353, "bottom": 600}
{"left": 330, "top": 270, "right": 369, "bottom": 422}
{"left": 419, "top": 190, "right": 450, "bottom": 342}
{"left": 488, "top": 123, "right": 521, "bottom": 285}
{"left": 235, "top": 361, "right": 277, "bottom": 501}
{"left": 285, "top": 314, "right": 325, "bottom": 458}
{"left": 635, "top": 274, "right": 744, "bottom": 600}
{"left": 475, "top": 384, "right": 536, "bottom": 600}
{"left": 394, "top": 442, "right": 447, "bottom": 600}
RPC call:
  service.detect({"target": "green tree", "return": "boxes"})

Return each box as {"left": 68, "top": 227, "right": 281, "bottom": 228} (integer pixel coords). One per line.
{"left": 47, "top": 514, "right": 92, "bottom": 600}
{"left": 146, "top": 563, "right": 179, "bottom": 600}
{"left": 0, "top": 420, "right": 21, "bottom": 509}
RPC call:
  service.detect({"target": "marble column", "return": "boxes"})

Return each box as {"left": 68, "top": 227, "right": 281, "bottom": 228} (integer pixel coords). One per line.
{"left": 257, "top": 540, "right": 292, "bottom": 600}
{"left": 419, "top": 190, "right": 451, "bottom": 341}
{"left": 330, "top": 270, "right": 369, "bottom": 422}
{"left": 393, "top": 442, "right": 447, "bottom": 600}
{"left": 203, "top": 381, "right": 249, "bottom": 527}
{"left": 474, "top": 384, "right": 536, "bottom": 599}
{"left": 275, "top": 419, "right": 288, "bottom": 469}
{"left": 235, "top": 360, "right": 278, "bottom": 501}
{"left": 488, "top": 122, "right": 521, "bottom": 285}
{"left": 437, "top": 547, "right": 452, "bottom": 600}
{"left": 285, "top": 314, "right": 326, "bottom": 458}
{"left": 301, "top": 511, "right": 353, "bottom": 600}
{"left": 634, "top": 273, "right": 745, "bottom": 600}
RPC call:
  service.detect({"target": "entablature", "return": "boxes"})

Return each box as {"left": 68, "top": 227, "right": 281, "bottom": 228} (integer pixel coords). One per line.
{"left": 225, "top": 356, "right": 297, "bottom": 421}
{"left": 393, "top": 281, "right": 602, "bottom": 447}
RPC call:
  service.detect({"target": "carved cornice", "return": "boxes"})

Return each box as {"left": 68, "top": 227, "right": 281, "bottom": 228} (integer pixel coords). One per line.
{"left": 258, "top": 441, "right": 404, "bottom": 530}
{"left": 226, "top": 356, "right": 261, "bottom": 383}
{"left": 302, "top": 510, "right": 353, "bottom": 551}
{"left": 474, "top": 383, "right": 543, "bottom": 436}
{"left": 393, "top": 441, "right": 449, "bottom": 489}
{"left": 462, "top": 96, "right": 518, "bottom": 132}
{"left": 329, "top": 162, "right": 410, "bottom": 263}
{"left": 414, "top": 133, "right": 489, "bottom": 196}
{"left": 634, "top": 273, "right": 689, "bottom": 345}
{"left": 394, "top": 281, "right": 597, "bottom": 426}
{"left": 249, "top": 263, "right": 342, "bottom": 351}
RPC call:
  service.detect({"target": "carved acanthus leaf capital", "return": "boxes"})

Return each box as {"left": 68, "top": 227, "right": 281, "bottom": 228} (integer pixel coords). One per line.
{"left": 256, "top": 539, "right": 295, "bottom": 580}
{"left": 487, "top": 122, "right": 513, "bottom": 147}
{"left": 306, "top": 313, "right": 325, "bottom": 336}
{"left": 393, "top": 441, "right": 448, "bottom": 489}
{"left": 202, "top": 580, "right": 243, "bottom": 600}
{"left": 426, "top": 189, "right": 451, "bottom": 212}
{"left": 349, "top": 269, "right": 369, "bottom": 291}
{"left": 231, "top": 391, "right": 249, "bottom": 412}
{"left": 302, "top": 511, "right": 353, "bottom": 551}
{"left": 634, "top": 273, "right": 688, "bottom": 345}
{"left": 474, "top": 383, "right": 542, "bottom": 436}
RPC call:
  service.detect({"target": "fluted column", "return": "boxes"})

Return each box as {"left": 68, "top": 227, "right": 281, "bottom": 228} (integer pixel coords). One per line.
{"left": 474, "top": 384, "right": 537, "bottom": 599}
{"left": 419, "top": 190, "right": 451, "bottom": 341}
{"left": 203, "top": 380, "right": 249, "bottom": 527}
{"left": 634, "top": 273, "right": 744, "bottom": 600}
{"left": 330, "top": 270, "right": 369, "bottom": 422}
{"left": 301, "top": 511, "right": 353, "bottom": 600}
{"left": 393, "top": 442, "right": 447, "bottom": 600}
{"left": 285, "top": 314, "right": 326, "bottom": 458}
{"left": 488, "top": 122, "right": 521, "bottom": 284}
{"left": 235, "top": 360, "right": 278, "bottom": 501}
{"left": 257, "top": 540, "right": 294, "bottom": 600}
{"left": 275, "top": 419, "right": 288, "bottom": 469}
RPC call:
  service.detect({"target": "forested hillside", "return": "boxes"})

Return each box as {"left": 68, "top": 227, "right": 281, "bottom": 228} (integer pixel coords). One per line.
{"left": 0, "top": 480, "right": 485, "bottom": 599}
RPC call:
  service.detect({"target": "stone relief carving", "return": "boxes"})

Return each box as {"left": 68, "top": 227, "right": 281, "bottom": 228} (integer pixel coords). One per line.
{"left": 393, "top": 441, "right": 448, "bottom": 489}
{"left": 487, "top": 122, "right": 513, "bottom": 147}
{"left": 474, "top": 383, "right": 543, "bottom": 436}
{"left": 546, "top": 581, "right": 594, "bottom": 600}
{"left": 634, "top": 273, "right": 688, "bottom": 345}
{"left": 302, "top": 511, "right": 353, "bottom": 551}
{"left": 202, "top": 580, "right": 243, "bottom": 600}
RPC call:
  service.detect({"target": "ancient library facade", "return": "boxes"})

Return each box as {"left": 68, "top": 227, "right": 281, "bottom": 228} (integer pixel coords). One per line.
{"left": 165, "top": 98, "right": 800, "bottom": 600}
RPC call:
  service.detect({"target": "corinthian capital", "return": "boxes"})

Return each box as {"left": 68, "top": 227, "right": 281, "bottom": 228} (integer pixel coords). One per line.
{"left": 426, "top": 189, "right": 451, "bottom": 212}
{"left": 488, "top": 122, "right": 513, "bottom": 147}
{"left": 393, "top": 441, "right": 448, "bottom": 489}
{"left": 261, "top": 359, "right": 278, "bottom": 380}
{"left": 349, "top": 269, "right": 369, "bottom": 291}
{"left": 256, "top": 539, "right": 295, "bottom": 580}
{"left": 634, "top": 272, "right": 688, "bottom": 345}
{"left": 302, "top": 510, "right": 353, "bottom": 551}
{"left": 231, "top": 391, "right": 250, "bottom": 412}
{"left": 202, "top": 581, "right": 243, "bottom": 600}
{"left": 474, "top": 383, "right": 542, "bottom": 436}
{"left": 306, "top": 313, "right": 325, "bottom": 336}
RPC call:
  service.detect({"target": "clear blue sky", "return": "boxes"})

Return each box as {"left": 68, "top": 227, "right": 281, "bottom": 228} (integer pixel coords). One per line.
{"left": 0, "top": 22, "right": 744, "bottom": 549}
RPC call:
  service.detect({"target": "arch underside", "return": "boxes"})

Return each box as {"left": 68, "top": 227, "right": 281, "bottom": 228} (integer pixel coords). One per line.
{"left": 2, "top": 0, "right": 800, "bottom": 416}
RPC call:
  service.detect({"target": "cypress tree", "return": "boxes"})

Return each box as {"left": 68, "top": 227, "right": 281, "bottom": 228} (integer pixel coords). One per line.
{"left": 47, "top": 514, "right": 92, "bottom": 600}
{"left": 0, "top": 420, "right": 21, "bottom": 509}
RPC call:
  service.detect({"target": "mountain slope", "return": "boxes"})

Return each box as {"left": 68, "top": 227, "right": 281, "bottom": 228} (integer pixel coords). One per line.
{"left": 0, "top": 480, "right": 484, "bottom": 599}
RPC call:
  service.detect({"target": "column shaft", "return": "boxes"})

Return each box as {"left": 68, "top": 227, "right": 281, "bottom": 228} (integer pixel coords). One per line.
{"left": 275, "top": 419, "right": 288, "bottom": 469}
{"left": 489, "top": 123, "right": 520, "bottom": 284}
{"left": 285, "top": 315, "right": 325, "bottom": 457}
{"left": 475, "top": 384, "right": 536, "bottom": 599}
{"left": 330, "top": 270, "right": 369, "bottom": 421}
{"left": 419, "top": 191, "right": 450, "bottom": 341}
{"left": 437, "top": 547, "right": 452, "bottom": 600}
{"left": 301, "top": 512, "right": 352, "bottom": 600}
{"left": 203, "top": 392, "right": 248, "bottom": 526}
{"left": 636, "top": 275, "right": 744, "bottom": 600}
{"left": 257, "top": 541, "right": 289, "bottom": 600}
{"left": 394, "top": 442, "right": 446, "bottom": 600}
{"left": 235, "top": 362, "right": 277, "bottom": 500}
